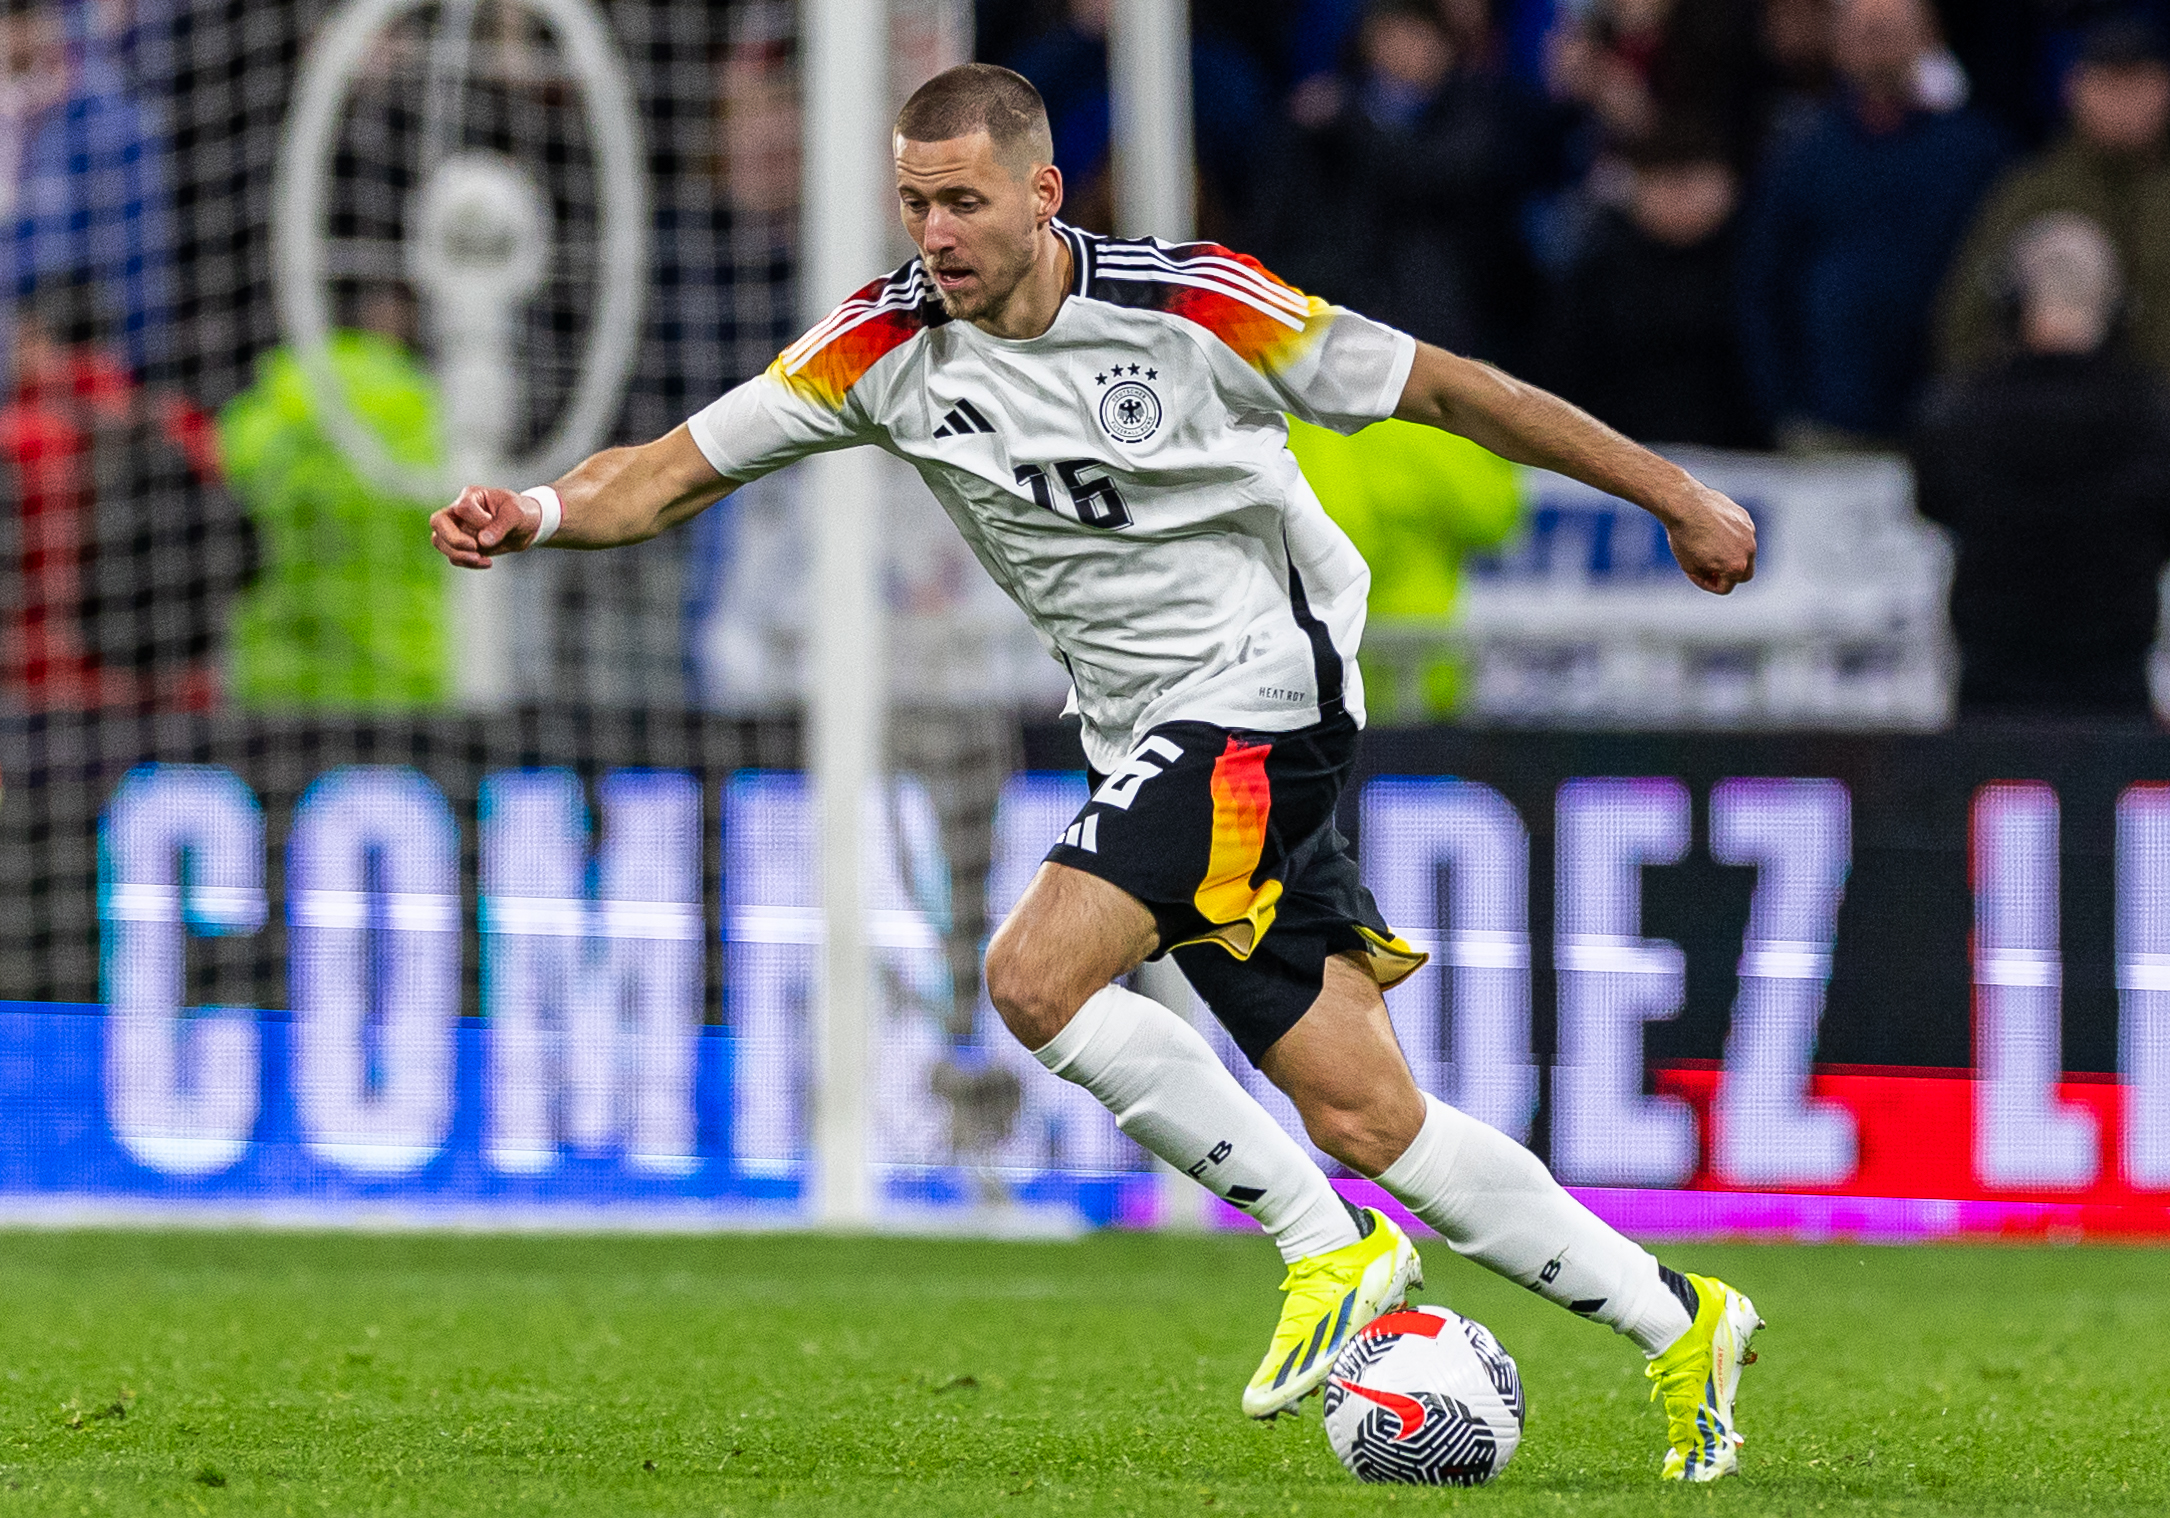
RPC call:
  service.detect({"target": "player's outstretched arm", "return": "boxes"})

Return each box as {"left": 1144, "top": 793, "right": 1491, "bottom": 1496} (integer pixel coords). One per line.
{"left": 1393, "top": 342, "right": 1756, "bottom": 595}
{"left": 429, "top": 424, "right": 739, "bottom": 570}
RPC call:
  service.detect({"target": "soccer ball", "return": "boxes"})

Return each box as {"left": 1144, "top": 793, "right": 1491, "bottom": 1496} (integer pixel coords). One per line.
{"left": 1322, "top": 1305, "right": 1524, "bottom": 1485}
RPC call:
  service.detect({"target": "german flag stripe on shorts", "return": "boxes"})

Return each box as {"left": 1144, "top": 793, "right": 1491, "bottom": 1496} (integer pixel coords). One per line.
{"left": 1046, "top": 713, "right": 1429, "bottom": 1065}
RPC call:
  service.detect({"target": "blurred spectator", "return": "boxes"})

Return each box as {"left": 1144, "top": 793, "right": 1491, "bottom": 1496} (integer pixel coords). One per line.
{"left": 711, "top": 14, "right": 799, "bottom": 354}
{"left": 1253, "top": 0, "right": 1542, "bottom": 361}
{"left": 1286, "top": 414, "right": 1523, "bottom": 718}
{"left": 1, "top": 0, "right": 173, "bottom": 379}
{"left": 717, "top": 26, "right": 799, "bottom": 232}
{"left": 1536, "top": 131, "right": 1765, "bottom": 448}
{"left": 1285, "top": 0, "right": 1500, "bottom": 104}
{"left": 216, "top": 288, "right": 450, "bottom": 710}
{"left": 85, "top": 0, "right": 161, "bottom": 88}
{"left": 1197, "top": 0, "right": 1307, "bottom": 92}
{"left": 1913, "top": 213, "right": 2170, "bottom": 720}
{"left": 1938, "top": 16, "right": 2170, "bottom": 379}
{"left": 977, "top": 0, "right": 1065, "bottom": 76}
{"left": 0, "top": 270, "right": 250, "bottom": 710}
{"left": 1546, "top": 0, "right": 1760, "bottom": 162}
{"left": 1006, "top": 0, "right": 1272, "bottom": 235}
{"left": 1524, "top": 0, "right": 1754, "bottom": 278}
{"left": 1757, "top": 0, "right": 1838, "bottom": 147}
{"left": 1919, "top": 0, "right": 2170, "bottom": 148}
{"left": 1738, "top": 0, "right": 2006, "bottom": 447}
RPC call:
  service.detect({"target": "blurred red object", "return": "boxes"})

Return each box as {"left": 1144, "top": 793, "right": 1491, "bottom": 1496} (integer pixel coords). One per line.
{"left": 0, "top": 339, "right": 224, "bottom": 712}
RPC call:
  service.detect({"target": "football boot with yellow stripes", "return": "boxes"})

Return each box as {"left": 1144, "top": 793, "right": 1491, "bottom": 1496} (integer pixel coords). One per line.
{"left": 1241, "top": 1207, "right": 1421, "bottom": 1419}
{"left": 1645, "top": 1273, "right": 1764, "bottom": 1481}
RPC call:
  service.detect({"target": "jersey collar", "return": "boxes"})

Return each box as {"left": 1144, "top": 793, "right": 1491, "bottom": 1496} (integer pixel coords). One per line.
{"left": 1051, "top": 218, "right": 1093, "bottom": 297}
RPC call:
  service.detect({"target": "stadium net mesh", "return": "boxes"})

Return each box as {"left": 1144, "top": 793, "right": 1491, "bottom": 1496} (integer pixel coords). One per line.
{"left": 0, "top": 0, "right": 1162, "bottom": 1200}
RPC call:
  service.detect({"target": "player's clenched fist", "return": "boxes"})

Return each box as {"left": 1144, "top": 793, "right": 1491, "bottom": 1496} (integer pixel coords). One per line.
{"left": 430, "top": 485, "right": 541, "bottom": 570}
{"left": 1662, "top": 484, "right": 1757, "bottom": 596}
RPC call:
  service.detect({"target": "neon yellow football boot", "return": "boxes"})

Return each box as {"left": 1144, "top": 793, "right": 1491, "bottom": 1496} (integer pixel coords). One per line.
{"left": 1645, "top": 1272, "right": 1764, "bottom": 1481}
{"left": 1241, "top": 1207, "right": 1422, "bottom": 1419}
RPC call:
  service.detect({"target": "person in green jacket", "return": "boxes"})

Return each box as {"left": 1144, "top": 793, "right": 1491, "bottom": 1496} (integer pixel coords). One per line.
{"left": 217, "top": 324, "right": 450, "bottom": 708}
{"left": 1938, "top": 19, "right": 2170, "bottom": 379}
{"left": 1286, "top": 413, "right": 1523, "bottom": 720}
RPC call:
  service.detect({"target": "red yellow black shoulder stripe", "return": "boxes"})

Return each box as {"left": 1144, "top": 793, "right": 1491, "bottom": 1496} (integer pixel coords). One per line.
{"left": 1082, "top": 234, "right": 1330, "bottom": 373}
{"left": 770, "top": 262, "right": 949, "bottom": 410}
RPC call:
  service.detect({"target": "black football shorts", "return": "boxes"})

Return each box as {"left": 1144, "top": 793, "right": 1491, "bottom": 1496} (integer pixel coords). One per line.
{"left": 1044, "top": 713, "right": 1427, "bottom": 1065}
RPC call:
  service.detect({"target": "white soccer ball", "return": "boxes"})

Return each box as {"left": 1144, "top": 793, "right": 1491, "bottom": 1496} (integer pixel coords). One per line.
{"left": 1322, "top": 1305, "right": 1525, "bottom": 1485}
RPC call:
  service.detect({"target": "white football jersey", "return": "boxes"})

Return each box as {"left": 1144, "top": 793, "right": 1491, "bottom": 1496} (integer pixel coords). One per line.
{"left": 687, "top": 221, "right": 1417, "bottom": 771}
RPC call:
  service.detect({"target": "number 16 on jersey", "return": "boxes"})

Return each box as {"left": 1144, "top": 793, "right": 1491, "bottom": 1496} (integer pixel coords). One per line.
{"left": 1016, "top": 460, "right": 1132, "bottom": 529}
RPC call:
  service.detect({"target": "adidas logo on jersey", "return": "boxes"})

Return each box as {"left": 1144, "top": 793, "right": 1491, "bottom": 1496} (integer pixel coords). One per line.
{"left": 932, "top": 398, "right": 997, "bottom": 438}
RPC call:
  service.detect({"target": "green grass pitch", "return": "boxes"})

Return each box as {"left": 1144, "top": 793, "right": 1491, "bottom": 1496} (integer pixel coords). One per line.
{"left": 0, "top": 1229, "right": 2162, "bottom": 1515}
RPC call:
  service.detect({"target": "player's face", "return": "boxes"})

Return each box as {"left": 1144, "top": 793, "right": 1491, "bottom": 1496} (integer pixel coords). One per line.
{"left": 895, "top": 132, "right": 1053, "bottom": 321}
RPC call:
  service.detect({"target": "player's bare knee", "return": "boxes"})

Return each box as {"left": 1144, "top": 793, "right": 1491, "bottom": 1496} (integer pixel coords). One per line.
{"left": 982, "top": 933, "right": 1077, "bottom": 1050}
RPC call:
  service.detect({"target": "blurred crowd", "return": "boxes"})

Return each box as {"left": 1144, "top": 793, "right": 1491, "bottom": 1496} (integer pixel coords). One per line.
{"left": 991, "top": 0, "right": 2170, "bottom": 446}
{"left": 992, "top": 0, "right": 2170, "bottom": 717}
{"left": 4, "top": 0, "right": 2170, "bottom": 723}
{"left": 0, "top": 0, "right": 510, "bottom": 715}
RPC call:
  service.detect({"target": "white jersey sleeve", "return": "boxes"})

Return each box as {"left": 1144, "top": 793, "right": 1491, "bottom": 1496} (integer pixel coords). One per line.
{"left": 1232, "top": 297, "right": 1416, "bottom": 436}
{"left": 684, "top": 371, "right": 871, "bottom": 480}
{"left": 1272, "top": 302, "right": 1419, "bottom": 434}
{"left": 685, "top": 263, "right": 936, "bottom": 480}
{"left": 1084, "top": 237, "right": 1416, "bottom": 435}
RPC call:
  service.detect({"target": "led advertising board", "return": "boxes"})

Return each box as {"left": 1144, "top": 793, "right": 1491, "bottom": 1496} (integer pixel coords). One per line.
{"left": 0, "top": 715, "right": 2165, "bottom": 1238}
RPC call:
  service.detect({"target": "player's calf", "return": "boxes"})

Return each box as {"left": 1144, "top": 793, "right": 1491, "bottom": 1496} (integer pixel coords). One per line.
{"left": 1372, "top": 1093, "right": 1702, "bottom": 1352}
{"left": 1257, "top": 957, "right": 1429, "bottom": 1179}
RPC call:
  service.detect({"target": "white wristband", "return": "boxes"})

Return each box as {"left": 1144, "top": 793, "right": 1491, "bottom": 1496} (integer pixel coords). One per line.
{"left": 519, "top": 485, "right": 563, "bottom": 547}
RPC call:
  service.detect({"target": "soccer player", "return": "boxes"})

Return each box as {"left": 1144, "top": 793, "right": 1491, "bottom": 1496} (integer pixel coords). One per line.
{"left": 431, "top": 64, "right": 1763, "bottom": 1481}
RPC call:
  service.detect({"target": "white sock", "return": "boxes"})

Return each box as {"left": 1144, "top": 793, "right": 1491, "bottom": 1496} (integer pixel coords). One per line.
{"left": 1034, "top": 983, "right": 1360, "bottom": 1263}
{"left": 1376, "top": 1094, "right": 1694, "bottom": 1355}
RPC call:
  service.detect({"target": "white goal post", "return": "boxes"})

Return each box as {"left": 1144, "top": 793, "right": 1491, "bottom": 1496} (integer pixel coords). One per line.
{"left": 800, "top": 0, "right": 1200, "bottom": 1228}
{"left": 802, "top": 0, "right": 891, "bottom": 1227}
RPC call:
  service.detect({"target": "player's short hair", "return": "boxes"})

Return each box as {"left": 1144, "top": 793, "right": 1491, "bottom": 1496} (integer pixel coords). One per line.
{"left": 895, "top": 64, "right": 1054, "bottom": 177}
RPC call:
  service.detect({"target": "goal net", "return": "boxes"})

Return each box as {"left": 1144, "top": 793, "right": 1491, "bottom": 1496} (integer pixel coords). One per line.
{"left": 0, "top": 0, "right": 1183, "bottom": 1226}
